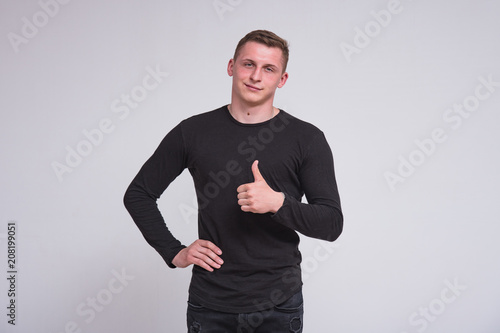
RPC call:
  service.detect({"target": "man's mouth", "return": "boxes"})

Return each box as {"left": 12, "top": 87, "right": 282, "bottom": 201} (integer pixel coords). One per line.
{"left": 245, "top": 84, "right": 262, "bottom": 91}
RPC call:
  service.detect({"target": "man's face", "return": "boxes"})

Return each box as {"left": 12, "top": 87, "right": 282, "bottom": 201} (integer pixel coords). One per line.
{"left": 227, "top": 41, "right": 288, "bottom": 108}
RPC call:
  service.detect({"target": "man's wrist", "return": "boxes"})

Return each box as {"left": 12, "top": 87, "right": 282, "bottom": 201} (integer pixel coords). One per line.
{"left": 271, "top": 192, "right": 285, "bottom": 214}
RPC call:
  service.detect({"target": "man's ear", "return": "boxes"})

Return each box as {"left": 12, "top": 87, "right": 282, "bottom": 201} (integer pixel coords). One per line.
{"left": 278, "top": 72, "right": 289, "bottom": 88}
{"left": 227, "top": 58, "right": 235, "bottom": 76}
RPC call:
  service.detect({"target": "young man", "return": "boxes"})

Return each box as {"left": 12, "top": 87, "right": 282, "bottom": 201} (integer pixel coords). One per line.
{"left": 124, "top": 30, "right": 343, "bottom": 333}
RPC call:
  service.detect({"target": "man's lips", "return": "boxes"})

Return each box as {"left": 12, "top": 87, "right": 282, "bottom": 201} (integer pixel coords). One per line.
{"left": 245, "top": 83, "right": 262, "bottom": 91}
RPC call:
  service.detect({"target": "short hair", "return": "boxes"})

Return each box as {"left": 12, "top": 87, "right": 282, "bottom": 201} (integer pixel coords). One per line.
{"left": 233, "top": 30, "right": 289, "bottom": 72}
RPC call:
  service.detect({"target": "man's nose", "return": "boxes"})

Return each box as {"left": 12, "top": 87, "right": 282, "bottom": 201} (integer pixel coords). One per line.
{"left": 250, "top": 67, "right": 262, "bottom": 81}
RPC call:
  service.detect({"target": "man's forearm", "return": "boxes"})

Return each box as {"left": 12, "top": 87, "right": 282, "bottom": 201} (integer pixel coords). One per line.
{"left": 271, "top": 195, "right": 343, "bottom": 241}
{"left": 124, "top": 182, "right": 186, "bottom": 268}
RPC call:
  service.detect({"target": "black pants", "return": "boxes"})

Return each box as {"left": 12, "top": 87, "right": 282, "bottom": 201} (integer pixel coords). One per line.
{"left": 186, "top": 290, "right": 303, "bottom": 333}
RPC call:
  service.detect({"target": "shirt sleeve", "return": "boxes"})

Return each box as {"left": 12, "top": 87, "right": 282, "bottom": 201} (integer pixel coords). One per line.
{"left": 271, "top": 132, "right": 343, "bottom": 241}
{"left": 123, "top": 123, "right": 187, "bottom": 268}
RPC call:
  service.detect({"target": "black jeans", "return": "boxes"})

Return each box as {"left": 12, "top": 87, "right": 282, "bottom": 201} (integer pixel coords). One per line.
{"left": 186, "top": 291, "right": 303, "bottom": 333}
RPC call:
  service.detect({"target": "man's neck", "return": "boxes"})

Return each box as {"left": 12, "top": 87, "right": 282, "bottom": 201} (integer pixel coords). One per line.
{"left": 228, "top": 102, "right": 279, "bottom": 124}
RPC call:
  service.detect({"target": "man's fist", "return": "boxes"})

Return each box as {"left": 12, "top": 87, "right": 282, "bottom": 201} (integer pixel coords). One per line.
{"left": 236, "top": 160, "right": 284, "bottom": 214}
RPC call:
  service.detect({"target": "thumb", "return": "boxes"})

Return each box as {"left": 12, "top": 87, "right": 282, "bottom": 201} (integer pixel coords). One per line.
{"left": 251, "top": 160, "right": 265, "bottom": 182}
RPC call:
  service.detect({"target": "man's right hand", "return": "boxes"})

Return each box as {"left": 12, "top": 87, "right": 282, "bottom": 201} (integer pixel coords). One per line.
{"left": 172, "top": 239, "right": 224, "bottom": 272}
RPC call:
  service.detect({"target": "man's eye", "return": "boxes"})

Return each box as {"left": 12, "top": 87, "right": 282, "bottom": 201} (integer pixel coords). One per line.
{"left": 244, "top": 63, "right": 253, "bottom": 67}
{"left": 265, "top": 67, "right": 274, "bottom": 72}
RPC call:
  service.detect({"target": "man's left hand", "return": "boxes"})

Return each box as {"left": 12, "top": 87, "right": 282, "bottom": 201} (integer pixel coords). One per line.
{"left": 237, "top": 160, "right": 284, "bottom": 214}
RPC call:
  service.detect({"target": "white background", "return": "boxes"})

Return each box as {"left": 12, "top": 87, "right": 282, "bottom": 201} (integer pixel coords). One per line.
{"left": 1, "top": 0, "right": 499, "bottom": 332}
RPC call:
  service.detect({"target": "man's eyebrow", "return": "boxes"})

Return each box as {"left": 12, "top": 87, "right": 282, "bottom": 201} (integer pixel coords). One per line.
{"left": 240, "top": 58, "right": 279, "bottom": 69}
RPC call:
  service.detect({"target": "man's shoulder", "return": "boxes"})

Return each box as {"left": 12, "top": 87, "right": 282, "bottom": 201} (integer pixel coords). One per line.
{"left": 278, "top": 110, "right": 324, "bottom": 135}
{"left": 181, "top": 105, "right": 227, "bottom": 125}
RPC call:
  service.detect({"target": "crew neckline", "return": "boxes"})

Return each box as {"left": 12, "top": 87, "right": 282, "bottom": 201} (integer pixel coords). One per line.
{"left": 224, "top": 105, "right": 283, "bottom": 127}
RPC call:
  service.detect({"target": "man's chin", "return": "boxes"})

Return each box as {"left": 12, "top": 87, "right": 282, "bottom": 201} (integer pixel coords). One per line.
{"left": 241, "top": 93, "right": 272, "bottom": 106}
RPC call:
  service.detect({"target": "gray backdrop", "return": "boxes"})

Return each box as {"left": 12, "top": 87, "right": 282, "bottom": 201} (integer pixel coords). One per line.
{"left": 1, "top": 0, "right": 499, "bottom": 332}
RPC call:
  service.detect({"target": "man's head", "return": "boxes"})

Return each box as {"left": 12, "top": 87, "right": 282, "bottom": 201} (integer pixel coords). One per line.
{"left": 227, "top": 30, "right": 289, "bottom": 110}
{"left": 233, "top": 30, "right": 289, "bottom": 73}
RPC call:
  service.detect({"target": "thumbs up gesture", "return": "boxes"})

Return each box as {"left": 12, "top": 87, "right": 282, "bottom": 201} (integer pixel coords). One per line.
{"left": 236, "top": 160, "right": 284, "bottom": 214}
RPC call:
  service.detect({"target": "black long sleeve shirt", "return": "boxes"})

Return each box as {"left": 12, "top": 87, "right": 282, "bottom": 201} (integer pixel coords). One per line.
{"left": 123, "top": 105, "right": 343, "bottom": 313}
